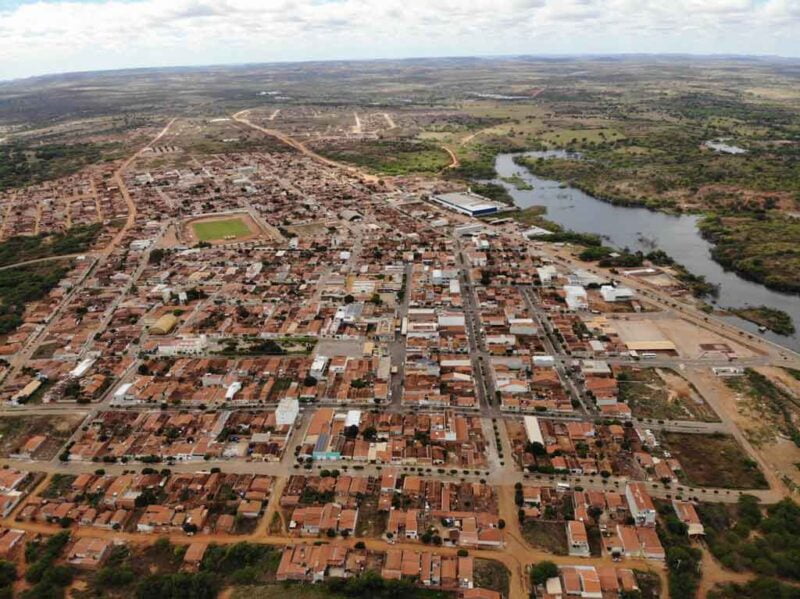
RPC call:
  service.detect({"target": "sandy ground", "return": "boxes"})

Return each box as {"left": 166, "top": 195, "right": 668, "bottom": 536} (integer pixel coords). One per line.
{"left": 611, "top": 317, "right": 753, "bottom": 358}
{"left": 697, "top": 544, "right": 753, "bottom": 597}
{"left": 687, "top": 368, "right": 794, "bottom": 496}
{"left": 286, "top": 222, "right": 330, "bottom": 238}
{"left": 314, "top": 338, "right": 366, "bottom": 358}
{"left": 658, "top": 368, "right": 718, "bottom": 421}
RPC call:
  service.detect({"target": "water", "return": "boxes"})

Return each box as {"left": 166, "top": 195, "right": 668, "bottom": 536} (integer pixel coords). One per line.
{"left": 494, "top": 151, "right": 800, "bottom": 353}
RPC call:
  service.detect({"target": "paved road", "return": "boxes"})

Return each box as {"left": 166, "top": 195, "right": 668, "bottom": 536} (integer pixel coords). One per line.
{"left": 389, "top": 264, "right": 412, "bottom": 407}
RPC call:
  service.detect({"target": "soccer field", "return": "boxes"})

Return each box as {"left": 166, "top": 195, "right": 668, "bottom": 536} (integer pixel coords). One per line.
{"left": 191, "top": 217, "right": 252, "bottom": 241}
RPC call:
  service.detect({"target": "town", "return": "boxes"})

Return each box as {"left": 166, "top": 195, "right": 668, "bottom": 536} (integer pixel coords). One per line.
{"left": 0, "top": 58, "right": 799, "bottom": 599}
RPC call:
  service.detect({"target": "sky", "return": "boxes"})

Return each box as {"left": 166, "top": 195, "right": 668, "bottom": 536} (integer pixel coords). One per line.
{"left": 0, "top": 0, "right": 798, "bottom": 80}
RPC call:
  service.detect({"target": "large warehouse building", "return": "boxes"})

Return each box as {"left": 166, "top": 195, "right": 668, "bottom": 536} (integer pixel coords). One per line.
{"left": 431, "top": 191, "right": 505, "bottom": 217}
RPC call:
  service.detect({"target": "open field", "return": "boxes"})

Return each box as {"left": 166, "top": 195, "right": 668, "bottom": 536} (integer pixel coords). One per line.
{"left": 725, "top": 368, "right": 800, "bottom": 447}
{"left": 182, "top": 213, "right": 267, "bottom": 246}
{"left": 312, "top": 139, "right": 452, "bottom": 176}
{"left": 0, "top": 413, "right": 84, "bottom": 459}
{"left": 617, "top": 367, "right": 719, "bottom": 422}
{"left": 521, "top": 520, "right": 568, "bottom": 555}
{"left": 610, "top": 316, "right": 754, "bottom": 359}
{"left": 474, "top": 559, "right": 510, "bottom": 596}
{"left": 193, "top": 217, "right": 252, "bottom": 242}
{"left": 661, "top": 432, "right": 768, "bottom": 489}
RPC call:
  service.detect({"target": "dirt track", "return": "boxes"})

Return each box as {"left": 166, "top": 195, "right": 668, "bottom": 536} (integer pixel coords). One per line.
{"left": 232, "top": 109, "right": 381, "bottom": 184}
{"left": 441, "top": 145, "right": 460, "bottom": 169}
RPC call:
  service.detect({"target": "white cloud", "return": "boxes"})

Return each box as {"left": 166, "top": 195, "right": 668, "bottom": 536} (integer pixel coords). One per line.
{"left": 0, "top": 0, "right": 797, "bottom": 79}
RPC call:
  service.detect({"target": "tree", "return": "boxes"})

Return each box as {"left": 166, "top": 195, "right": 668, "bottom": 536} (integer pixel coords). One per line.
{"left": 530, "top": 561, "right": 559, "bottom": 586}
{"left": 0, "top": 561, "right": 16, "bottom": 587}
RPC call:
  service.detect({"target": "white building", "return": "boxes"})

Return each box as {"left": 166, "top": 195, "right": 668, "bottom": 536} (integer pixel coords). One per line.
{"left": 431, "top": 191, "right": 503, "bottom": 217}
{"left": 275, "top": 398, "right": 300, "bottom": 427}
{"left": 600, "top": 285, "right": 635, "bottom": 302}
{"left": 524, "top": 416, "right": 544, "bottom": 446}
{"left": 225, "top": 382, "right": 242, "bottom": 401}
{"left": 69, "top": 358, "right": 95, "bottom": 379}
{"left": 310, "top": 356, "right": 329, "bottom": 380}
{"left": 509, "top": 318, "right": 537, "bottom": 336}
{"left": 345, "top": 410, "right": 362, "bottom": 429}
{"left": 626, "top": 482, "right": 657, "bottom": 527}
{"left": 111, "top": 383, "right": 135, "bottom": 405}
{"left": 564, "top": 285, "right": 588, "bottom": 311}
{"left": 533, "top": 355, "right": 556, "bottom": 367}
{"left": 537, "top": 265, "right": 558, "bottom": 285}
{"left": 156, "top": 335, "right": 209, "bottom": 357}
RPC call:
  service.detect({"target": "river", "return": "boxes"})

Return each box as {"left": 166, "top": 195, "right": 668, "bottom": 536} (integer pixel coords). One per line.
{"left": 493, "top": 151, "right": 800, "bottom": 353}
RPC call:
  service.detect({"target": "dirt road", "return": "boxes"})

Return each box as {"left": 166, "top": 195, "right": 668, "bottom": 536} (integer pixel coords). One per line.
{"left": 0, "top": 253, "right": 86, "bottom": 272}
{"left": 232, "top": 109, "right": 381, "bottom": 184}
{"left": 382, "top": 112, "right": 396, "bottom": 129}
{"left": 441, "top": 145, "right": 460, "bottom": 169}
{"left": 697, "top": 544, "right": 752, "bottom": 596}
{"left": 106, "top": 117, "right": 176, "bottom": 256}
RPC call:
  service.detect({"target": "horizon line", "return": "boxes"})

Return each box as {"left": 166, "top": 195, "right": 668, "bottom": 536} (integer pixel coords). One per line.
{"left": 3, "top": 50, "right": 799, "bottom": 85}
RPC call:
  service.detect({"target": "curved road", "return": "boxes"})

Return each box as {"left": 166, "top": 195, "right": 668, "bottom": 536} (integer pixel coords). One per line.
{"left": 232, "top": 109, "right": 382, "bottom": 185}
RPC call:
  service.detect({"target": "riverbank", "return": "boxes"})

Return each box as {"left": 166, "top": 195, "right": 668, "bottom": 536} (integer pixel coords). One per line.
{"left": 490, "top": 151, "right": 800, "bottom": 353}
{"left": 698, "top": 213, "right": 800, "bottom": 295}
{"left": 514, "top": 154, "right": 800, "bottom": 296}
{"left": 729, "top": 306, "right": 796, "bottom": 336}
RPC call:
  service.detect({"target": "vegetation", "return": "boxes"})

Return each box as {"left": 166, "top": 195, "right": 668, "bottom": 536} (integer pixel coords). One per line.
{"left": 709, "top": 578, "right": 800, "bottom": 599}
{"left": 41, "top": 473, "right": 77, "bottom": 499}
{"left": 192, "top": 217, "right": 252, "bottom": 242}
{"left": 0, "top": 560, "right": 16, "bottom": 599}
{"left": 136, "top": 571, "right": 219, "bottom": 599}
{"left": 726, "top": 369, "right": 800, "bottom": 447}
{"left": 500, "top": 174, "right": 533, "bottom": 190}
{"left": 699, "top": 496, "right": 800, "bottom": 585}
{"left": 661, "top": 432, "right": 768, "bottom": 489}
{"left": 323, "top": 572, "right": 449, "bottom": 598}
{"left": 469, "top": 182, "right": 513, "bottom": 205}
{"left": 92, "top": 540, "right": 281, "bottom": 599}
{"left": 0, "top": 142, "right": 115, "bottom": 192}
{"left": 642, "top": 249, "right": 721, "bottom": 297}
{"left": 474, "top": 559, "right": 509, "bottom": 596}
{"left": 530, "top": 560, "right": 559, "bottom": 586}
{"left": 657, "top": 504, "right": 702, "bottom": 599}
{"left": 699, "top": 213, "right": 800, "bottom": 294}
{"left": 616, "top": 367, "right": 717, "bottom": 422}
{"left": 320, "top": 140, "right": 451, "bottom": 176}
{"left": 521, "top": 521, "right": 568, "bottom": 555}
{"left": 23, "top": 531, "right": 73, "bottom": 599}
{"left": 0, "top": 260, "right": 70, "bottom": 335}
{"left": 731, "top": 305, "right": 795, "bottom": 335}
{"left": 219, "top": 336, "right": 316, "bottom": 356}
{"left": 0, "top": 223, "right": 101, "bottom": 267}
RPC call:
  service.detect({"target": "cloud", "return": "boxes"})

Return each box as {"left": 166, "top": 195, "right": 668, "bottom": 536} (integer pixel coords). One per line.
{"left": 0, "top": 0, "right": 797, "bottom": 79}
